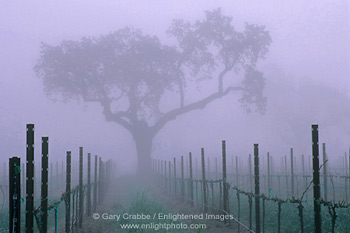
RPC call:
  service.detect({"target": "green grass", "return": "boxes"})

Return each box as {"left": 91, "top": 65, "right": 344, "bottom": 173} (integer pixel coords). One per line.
{"left": 108, "top": 176, "right": 206, "bottom": 233}
{"left": 228, "top": 191, "right": 350, "bottom": 233}
{"left": 0, "top": 193, "right": 77, "bottom": 232}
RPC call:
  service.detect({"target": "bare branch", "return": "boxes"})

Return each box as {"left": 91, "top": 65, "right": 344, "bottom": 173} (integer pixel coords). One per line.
{"left": 218, "top": 67, "right": 230, "bottom": 92}
{"left": 152, "top": 86, "right": 243, "bottom": 135}
{"left": 178, "top": 79, "right": 185, "bottom": 107}
{"left": 100, "top": 98, "right": 132, "bottom": 131}
{"left": 81, "top": 84, "right": 133, "bottom": 130}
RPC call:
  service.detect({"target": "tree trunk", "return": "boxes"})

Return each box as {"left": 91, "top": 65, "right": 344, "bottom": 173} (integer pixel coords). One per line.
{"left": 133, "top": 133, "right": 153, "bottom": 175}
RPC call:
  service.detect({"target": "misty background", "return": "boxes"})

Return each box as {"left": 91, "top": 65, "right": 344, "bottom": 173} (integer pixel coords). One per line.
{"left": 0, "top": 0, "right": 349, "bottom": 174}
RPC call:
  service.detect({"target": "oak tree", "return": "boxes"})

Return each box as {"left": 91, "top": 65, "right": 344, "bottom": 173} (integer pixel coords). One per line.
{"left": 35, "top": 9, "right": 271, "bottom": 174}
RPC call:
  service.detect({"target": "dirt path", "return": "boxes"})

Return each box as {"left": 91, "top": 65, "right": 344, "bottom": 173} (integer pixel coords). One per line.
{"left": 153, "top": 187, "right": 250, "bottom": 233}
{"left": 61, "top": 176, "right": 124, "bottom": 233}
{"left": 74, "top": 175, "right": 155, "bottom": 232}
{"left": 68, "top": 175, "right": 248, "bottom": 233}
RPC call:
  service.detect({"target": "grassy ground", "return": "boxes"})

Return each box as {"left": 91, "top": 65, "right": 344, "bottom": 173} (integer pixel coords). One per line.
{"left": 89, "top": 175, "right": 208, "bottom": 233}
{"left": 1, "top": 175, "right": 248, "bottom": 233}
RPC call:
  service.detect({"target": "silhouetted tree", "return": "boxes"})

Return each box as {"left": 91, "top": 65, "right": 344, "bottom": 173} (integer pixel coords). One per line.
{"left": 35, "top": 9, "right": 271, "bottom": 174}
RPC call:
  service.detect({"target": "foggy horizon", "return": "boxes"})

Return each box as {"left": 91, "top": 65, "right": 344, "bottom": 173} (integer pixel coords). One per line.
{"left": 0, "top": 0, "right": 349, "bottom": 174}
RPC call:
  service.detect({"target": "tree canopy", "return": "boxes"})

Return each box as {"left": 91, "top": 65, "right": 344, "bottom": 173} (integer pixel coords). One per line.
{"left": 35, "top": 8, "right": 271, "bottom": 173}
{"left": 35, "top": 9, "right": 271, "bottom": 135}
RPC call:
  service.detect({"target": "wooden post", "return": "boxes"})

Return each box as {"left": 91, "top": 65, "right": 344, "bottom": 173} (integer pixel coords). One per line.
{"left": 173, "top": 158, "right": 177, "bottom": 195}
{"left": 78, "top": 147, "right": 83, "bottom": 228}
{"left": 35, "top": 162, "right": 38, "bottom": 202}
{"left": 186, "top": 156, "right": 189, "bottom": 178}
{"left": 168, "top": 161, "right": 171, "bottom": 194}
{"left": 101, "top": 161, "right": 105, "bottom": 201}
{"left": 50, "top": 163, "right": 53, "bottom": 196}
{"left": 249, "top": 154, "right": 252, "bottom": 192}
{"left": 270, "top": 156, "right": 275, "bottom": 189}
{"left": 56, "top": 161, "right": 58, "bottom": 191}
{"left": 87, "top": 153, "right": 91, "bottom": 217}
{"left": 270, "top": 156, "right": 273, "bottom": 191}
{"left": 162, "top": 160, "right": 165, "bottom": 178}
{"left": 62, "top": 161, "right": 64, "bottom": 188}
{"left": 195, "top": 157, "right": 198, "bottom": 179}
{"left": 189, "top": 152, "right": 194, "bottom": 206}
{"left": 181, "top": 156, "right": 184, "bottom": 197}
{"left": 231, "top": 156, "right": 234, "bottom": 181}
{"left": 41, "top": 137, "right": 49, "bottom": 233}
{"left": 22, "top": 163, "right": 25, "bottom": 199}
{"left": 93, "top": 155, "right": 97, "bottom": 212}
{"left": 345, "top": 152, "right": 348, "bottom": 202}
{"left": 291, "top": 148, "right": 294, "bottom": 197}
{"left": 302, "top": 154, "right": 308, "bottom": 199}
{"left": 262, "top": 154, "right": 265, "bottom": 192}
{"left": 65, "top": 152, "right": 71, "bottom": 233}
{"left": 160, "top": 160, "right": 163, "bottom": 188}
{"left": 278, "top": 174, "right": 281, "bottom": 197}
{"left": 284, "top": 156, "right": 288, "bottom": 196}
{"left": 26, "top": 124, "right": 35, "bottom": 233}
{"left": 164, "top": 160, "right": 167, "bottom": 191}
{"left": 98, "top": 157, "right": 102, "bottom": 204}
{"left": 9, "top": 157, "right": 21, "bottom": 233}
{"left": 322, "top": 144, "right": 327, "bottom": 201}
{"left": 215, "top": 157, "right": 218, "bottom": 180}
{"left": 207, "top": 157, "right": 210, "bottom": 179}
{"left": 235, "top": 156, "right": 238, "bottom": 187}
{"left": 201, "top": 148, "right": 207, "bottom": 212}
{"left": 222, "top": 141, "right": 228, "bottom": 216}
{"left": 72, "top": 184, "right": 76, "bottom": 230}
{"left": 267, "top": 152, "right": 270, "bottom": 196}
{"left": 164, "top": 160, "right": 166, "bottom": 187}
{"left": 312, "top": 125, "right": 321, "bottom": 233}
{"left": 254, "top": 144, "right": 260, "bottom": 233}
{"left": 72, "top": 160, "right": 75, "bottom": 184}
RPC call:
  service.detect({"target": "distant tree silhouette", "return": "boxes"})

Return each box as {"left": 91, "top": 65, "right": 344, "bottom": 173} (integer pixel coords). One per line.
{"left": 35, "top": 9, "right": 271, "bottom": 174}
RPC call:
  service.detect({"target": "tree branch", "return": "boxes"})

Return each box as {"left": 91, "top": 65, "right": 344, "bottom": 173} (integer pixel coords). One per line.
{"left": 152, "top": 86, "right": 243, "bottom": 135}
{"left": 175, "top": 57, "right": 185, "bottom": 108}
{"left": 218, "top": 67, "right": 230, "bottom": 92}
{"left": 179, "top": 79, "right": 185, "bottom": 107}
{"left": 82, "top": 89, "right": 133, "bottom": 131}
{"left": 100, "top": 98, "right": 133, "bottom": 131}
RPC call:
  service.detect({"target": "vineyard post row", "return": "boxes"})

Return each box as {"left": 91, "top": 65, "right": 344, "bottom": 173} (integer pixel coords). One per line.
{"left": 8, "top": 124, "right": 114, "bottom": 233}
{"left": 152, "top": 124, "right": 349, "bottom": 233}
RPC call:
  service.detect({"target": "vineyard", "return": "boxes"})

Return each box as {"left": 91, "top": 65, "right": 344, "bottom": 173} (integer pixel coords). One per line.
{"left": 1, "top": 124, "right": 114, "bottom": 233}
{"left": 152, "top": 125, "right": 350, "bottom": 233}
{"left": 1, "top": 124, "right": 350, "bottom": 233}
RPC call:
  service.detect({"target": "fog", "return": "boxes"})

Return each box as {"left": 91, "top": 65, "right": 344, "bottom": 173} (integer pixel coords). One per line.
{"left": 0, "top": 0, "right": 349, "bottom": 174}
